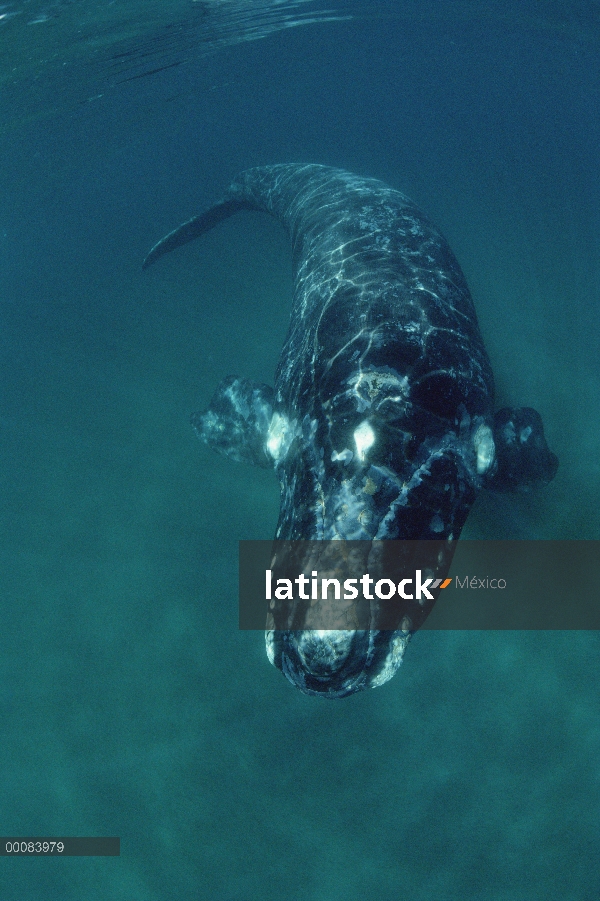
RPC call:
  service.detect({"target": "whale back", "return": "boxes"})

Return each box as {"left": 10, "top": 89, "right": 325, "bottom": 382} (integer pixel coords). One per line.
{"left": 228, "top": 166, "right": 494, "bottom": 428}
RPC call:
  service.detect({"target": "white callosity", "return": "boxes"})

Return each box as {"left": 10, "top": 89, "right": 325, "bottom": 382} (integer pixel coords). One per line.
{"left": 473, "top": 423, "right": 495, "bottom": 474}
{"left": 266, "top": 412, "right": 296, "bottom": 463}
{"left": 353, "top": 420, "right": 375, "bottom": 462}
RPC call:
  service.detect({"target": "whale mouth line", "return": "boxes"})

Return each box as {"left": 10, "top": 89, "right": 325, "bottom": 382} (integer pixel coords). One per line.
{"left": 271, "top": 627, "right": 410, "bottom": 698}
{"left": 281, "top": 648, "right": 367, "bottom": 698}
{"left": 302, "top": 437, "right": 480, "bottom": 545}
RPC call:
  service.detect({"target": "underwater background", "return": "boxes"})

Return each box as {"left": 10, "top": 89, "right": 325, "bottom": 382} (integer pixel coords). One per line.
{"left": 0, "top": 1, "right": 599, "bottom": 898}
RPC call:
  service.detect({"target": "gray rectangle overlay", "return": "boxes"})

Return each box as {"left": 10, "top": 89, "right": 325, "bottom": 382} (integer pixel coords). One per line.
{"left": 239, "top": 540, "right": 600, "bottom": 630}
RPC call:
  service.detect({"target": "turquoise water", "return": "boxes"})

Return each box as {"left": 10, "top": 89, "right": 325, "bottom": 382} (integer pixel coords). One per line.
{"left": 0, "top": 2, "right": 599, "bottom": 898}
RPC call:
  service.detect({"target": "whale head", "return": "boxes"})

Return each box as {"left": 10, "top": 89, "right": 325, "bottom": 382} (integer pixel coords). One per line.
{"left": 261, "top": 373, "right": 557, "bottom": 697}
{"left": 261, "top": 370, "right": 497, "bottom": 697}
{"left": 195, "top": 362, "right": 557, "bottom": 699}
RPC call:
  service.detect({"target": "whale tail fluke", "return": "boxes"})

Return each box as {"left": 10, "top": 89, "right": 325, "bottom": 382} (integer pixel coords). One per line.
{"left": 142, "top": 198, "right": 255, "bottom": 270}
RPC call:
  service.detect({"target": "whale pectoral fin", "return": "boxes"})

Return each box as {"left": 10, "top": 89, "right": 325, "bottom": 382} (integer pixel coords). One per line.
{"left": 484, "top": 407, "right": 559, "bottom": 492}
{"left": 191, "top": 376, "right": 275, "bottom": 469}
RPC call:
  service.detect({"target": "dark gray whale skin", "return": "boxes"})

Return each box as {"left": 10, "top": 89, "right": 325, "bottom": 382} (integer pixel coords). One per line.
{"left": 143, "top": 164, "right": 558, "bottom": 698}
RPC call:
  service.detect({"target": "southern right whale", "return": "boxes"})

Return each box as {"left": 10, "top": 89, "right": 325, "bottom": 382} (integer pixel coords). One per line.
{"left": 143, "top": 164, "right": 558, "bottom": 698}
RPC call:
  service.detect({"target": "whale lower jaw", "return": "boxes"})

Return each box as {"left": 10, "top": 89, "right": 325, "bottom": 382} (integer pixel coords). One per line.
{"left": 266, "top": 629, "right": 410, "bottom": 698}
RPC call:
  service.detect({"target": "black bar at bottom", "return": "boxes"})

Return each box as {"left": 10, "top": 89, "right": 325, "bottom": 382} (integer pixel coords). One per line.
{"left": 0, "top": 837, "right": 120, "bottom": 856}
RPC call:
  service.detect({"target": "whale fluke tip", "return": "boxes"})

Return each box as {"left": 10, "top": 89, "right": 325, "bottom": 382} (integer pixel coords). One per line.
{"left": 142, "top": 198, "right": 255, "bottom": 271}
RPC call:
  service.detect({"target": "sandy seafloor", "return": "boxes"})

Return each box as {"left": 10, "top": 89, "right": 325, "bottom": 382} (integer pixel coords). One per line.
{"left": 0, "top": 2, "right": 599, "bottom": 898}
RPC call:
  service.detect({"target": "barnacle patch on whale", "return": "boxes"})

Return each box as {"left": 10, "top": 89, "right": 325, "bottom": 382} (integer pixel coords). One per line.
{"left": 354, "top": 420, "right": 375, "bottom": 462}
{"left": 473, "top": 423, "right": 495, "bottom": 474}
{"left": 266, "top": 412, "right": 295, "bottom": 462}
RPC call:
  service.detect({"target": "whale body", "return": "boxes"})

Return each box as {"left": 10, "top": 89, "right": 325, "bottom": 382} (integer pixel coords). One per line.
{"left": 144, "top": 164, "right": 558, "bottom": 698}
